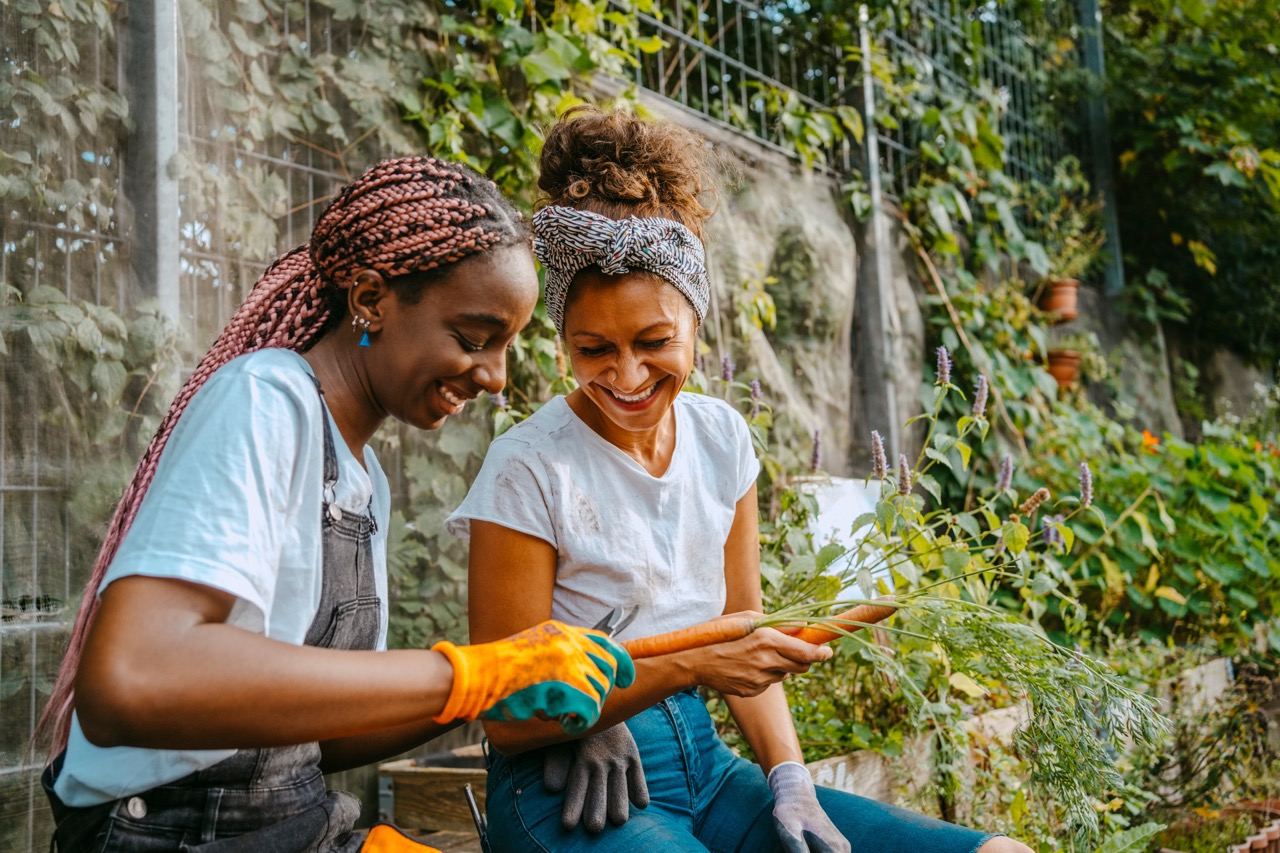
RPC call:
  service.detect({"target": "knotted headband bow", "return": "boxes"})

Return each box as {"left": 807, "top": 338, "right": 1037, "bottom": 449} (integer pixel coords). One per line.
{"left": 533, "top": 205, "right": 710, "bottom": 335}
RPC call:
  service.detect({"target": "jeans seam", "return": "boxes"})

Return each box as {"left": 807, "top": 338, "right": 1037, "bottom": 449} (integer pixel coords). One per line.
{"left": 660, "top": 697, "right": 698, "bottom": 821}
{"left": 203, "top": 788, "right": 220, "bottom": 842}
{"left": 503, "top": 761, "right": 553, "bottom": 853}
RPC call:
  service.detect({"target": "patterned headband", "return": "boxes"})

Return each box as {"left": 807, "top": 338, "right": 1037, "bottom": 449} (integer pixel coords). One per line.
{"left": 533, "top": 205, "right": 710, "bottom": 334}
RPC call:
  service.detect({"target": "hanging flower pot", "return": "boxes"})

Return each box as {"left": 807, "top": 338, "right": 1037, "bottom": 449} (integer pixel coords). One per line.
{"left": 1046, "top": 349, "right": 1081, "bottom": 389}
{"left": 1038, "top": 278, "right": 1080, "bottom": 323}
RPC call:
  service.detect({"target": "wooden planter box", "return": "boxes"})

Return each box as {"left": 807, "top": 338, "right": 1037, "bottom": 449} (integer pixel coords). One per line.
{"left": 379, "top": 748, "right": 487, "bottom": 835}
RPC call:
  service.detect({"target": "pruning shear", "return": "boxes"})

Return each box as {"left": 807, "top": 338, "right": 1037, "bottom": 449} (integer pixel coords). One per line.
{"left": 592, "top": 605, "right": 639, "bottom": 638}
{"left": 546, "top": 606, "right": 637, "bottom": 731}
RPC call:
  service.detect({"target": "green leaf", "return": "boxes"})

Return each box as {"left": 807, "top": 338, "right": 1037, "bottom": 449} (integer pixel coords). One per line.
{"left": 633, "top": 34, "right": 666, "bottom": 54}
{"left": 924, "top": 447, "right": 954, "bottom": 472}
{"left": 917, "top": 472, "right": 942, "bottom": 503}
{"left": 89, "top": 359, "right": 127, "bottom": 404}
{"left": 1001, "top": 521, "right": 1030, "bottom": 555}
{"left": 1095, "top": 822, "right": 1165, "bottom": 853}
{"left": 876, "top": 500, "right": 895, "bottom": 536}
{"left": 849, "top": 512, "right": 877, "bottom": 533}
{"left": 954, "top": 512, "right": 981, "bottom": 539}
{"left": 1193, "top": 487, "right": 1232, "bottom": 514}
{"left": 1130, "top": 511, "right": 1160, "bottom": 556}
{"left": 519, "top": 48, "right": 570, "bottom": 83}
{"left": 26, "top": 323, "right": 60, "bottom": 363}
{"left": 927, "top": 195, "right": 954, "bottom": 235}
{"left": 948, "top": 671, "right": 988, "bottom": 698}
{"left": 815, "top": 543, "right": 846, "bottom": 571}
{"left": 943, "top": 546, "right": 969, "bottom": 575}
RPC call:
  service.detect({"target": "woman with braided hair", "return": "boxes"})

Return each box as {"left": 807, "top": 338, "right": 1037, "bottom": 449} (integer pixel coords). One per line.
{"left": 38, "top": 156, "right": 634, "bottom": 852}
{"left": 449, "top": 108, "right": 1035, "bottom": 853}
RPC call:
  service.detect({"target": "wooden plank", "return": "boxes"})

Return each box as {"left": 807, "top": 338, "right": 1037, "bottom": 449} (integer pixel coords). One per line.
{"left": 380, "top": 759, "right": 487, "bottom": 835}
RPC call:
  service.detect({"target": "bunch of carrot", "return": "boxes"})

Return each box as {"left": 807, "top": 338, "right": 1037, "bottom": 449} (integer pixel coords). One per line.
{"left": 621, "top": 599, "right": 899, "bottom": 660}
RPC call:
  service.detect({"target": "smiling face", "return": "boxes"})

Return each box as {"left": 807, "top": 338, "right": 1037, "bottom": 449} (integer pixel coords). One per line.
{"left": 365, "top": 245, "right": 539, "bottom": 430}
{"left": 562, "top": 268, "right": 699, "bottom": 438}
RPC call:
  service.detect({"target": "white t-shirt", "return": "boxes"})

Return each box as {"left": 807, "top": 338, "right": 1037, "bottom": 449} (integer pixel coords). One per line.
{"left": 55, "top": 349, "right": 391, "bottom": 807}
{"left": 446, "top": 393, "right": 760, "bottom": 640}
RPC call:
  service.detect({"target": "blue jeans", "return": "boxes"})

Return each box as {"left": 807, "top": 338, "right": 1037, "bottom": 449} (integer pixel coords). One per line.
{"left": 484, "top": 689, "right": 996, "bottom": 853}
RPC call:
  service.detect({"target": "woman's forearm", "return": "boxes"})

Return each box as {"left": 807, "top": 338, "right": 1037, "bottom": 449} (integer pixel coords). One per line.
{"left": 79, "top": 624, "right": 455, "bottom": 749}
{"left": 482, "top": 626, "right": 829, "bottom": 755}
{"left": 724, "top": 684, "right": 805, "bottom": 774}
{"left": 76, "top": 577, "right": 455, "bottom": 750}
{"left": 318, "top": 718, "right": 464, "bottom": 774}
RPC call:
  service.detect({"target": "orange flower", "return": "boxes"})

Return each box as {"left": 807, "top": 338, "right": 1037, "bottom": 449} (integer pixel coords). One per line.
{"left": 1141, "top": 430, "right": 1160, "bottom": 453}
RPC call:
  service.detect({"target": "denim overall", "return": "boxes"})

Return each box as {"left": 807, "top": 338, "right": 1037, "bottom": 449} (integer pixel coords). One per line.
{"left": 44, "top": 379, "right": 381, "bottom": 852}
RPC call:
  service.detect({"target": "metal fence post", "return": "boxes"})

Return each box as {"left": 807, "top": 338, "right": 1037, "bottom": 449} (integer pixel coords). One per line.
{"left": 1078, "top": 0, "right": 1125, "bottom": 297}
{"left": 124, "top": 0, "right": 181, "bottom": 321}
{"left": 855, "top": 4, "right": 902, "bottom": 460}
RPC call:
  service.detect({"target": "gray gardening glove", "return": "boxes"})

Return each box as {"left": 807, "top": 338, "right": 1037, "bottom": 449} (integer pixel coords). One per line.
{"left": 542, "top": 723, "right": 650, "bottom": 833}
{"left": 768, "top": 761, "right": 851, "bottom": 853}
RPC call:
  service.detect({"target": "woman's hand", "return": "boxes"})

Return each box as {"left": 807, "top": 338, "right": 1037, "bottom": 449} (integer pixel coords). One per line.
{"left": 432, "top": 620, "right": 635, "bottom": 734}
{"left": 768, "top": 761, "right": 851, "bottom": 853}
{"left": 679, "top": 612, "right": 832, "bottom": 698}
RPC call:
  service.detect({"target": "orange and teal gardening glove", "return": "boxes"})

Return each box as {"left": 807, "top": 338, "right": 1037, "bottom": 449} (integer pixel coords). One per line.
{"left": 431, "top": 620, "right": 635, "bottom": 735}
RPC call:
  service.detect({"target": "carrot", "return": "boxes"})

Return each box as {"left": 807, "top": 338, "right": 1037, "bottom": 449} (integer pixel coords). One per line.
{"left": 778, "top": 599, "right": 899, "bottom": 645}
{"left": 622, "top": 614, "right": 757, "bottom": 660}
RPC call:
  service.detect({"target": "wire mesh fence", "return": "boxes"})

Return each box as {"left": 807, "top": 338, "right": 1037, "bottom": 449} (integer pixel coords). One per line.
{"left": 1, "top": 1, "right": 127, "bottom": 845}
{"left": 0, "top": 1, "right": 369, "bottom": 848}
{"left": 610, "top": 0, "right": 1079, "bottom": 195}
{"left": 874, "top": 0, "right": 1076, "bottom": 200}
{"left": 611, "top": 0, "right": 855, "bottom": 172}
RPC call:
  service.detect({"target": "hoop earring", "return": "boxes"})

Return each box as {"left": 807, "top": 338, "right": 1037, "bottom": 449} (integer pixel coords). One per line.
{"left": 352, "top": 315, "right": 372, "bottom": 347}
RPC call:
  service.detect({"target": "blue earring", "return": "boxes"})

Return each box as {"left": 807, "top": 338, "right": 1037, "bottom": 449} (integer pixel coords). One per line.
{"left": 353, "top": 316, "right": 372, "bottom": 347}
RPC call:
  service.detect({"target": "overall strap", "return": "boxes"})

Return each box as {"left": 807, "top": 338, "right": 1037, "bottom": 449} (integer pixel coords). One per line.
{"left": 309, "top": 374, "right": 341, "bottom": 512}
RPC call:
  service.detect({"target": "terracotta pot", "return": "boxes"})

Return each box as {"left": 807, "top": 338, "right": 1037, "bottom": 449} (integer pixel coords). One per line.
{"left": 1046, "top": 349, "right": 1081, "bottom": 390}
{"left": 1038, "top": 278, "right": 1080, "bottom": 323}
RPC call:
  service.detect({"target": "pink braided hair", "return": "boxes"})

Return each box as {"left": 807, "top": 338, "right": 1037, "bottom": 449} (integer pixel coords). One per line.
{"left": 39, "top": 156, "right": 527, "bottom": 755}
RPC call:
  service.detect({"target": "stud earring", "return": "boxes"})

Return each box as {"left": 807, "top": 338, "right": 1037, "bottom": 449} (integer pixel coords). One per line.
{"left": 352, "top": 315, "right": 372, "bottom": 347}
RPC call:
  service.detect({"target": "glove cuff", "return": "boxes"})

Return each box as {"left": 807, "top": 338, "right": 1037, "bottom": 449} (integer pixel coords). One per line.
{"left": 767, "top": 761, "right": 815, "bottom": 801}
{"left": 431, "top": 640, "right": 482, "bottom": 723}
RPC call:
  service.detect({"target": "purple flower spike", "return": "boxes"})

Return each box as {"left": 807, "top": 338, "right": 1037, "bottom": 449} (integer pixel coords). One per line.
{"left": 721, "top": 354, "right": 736, "bottom": 383}
{"left": 1042, "top": 514, "right": 1064, "bottom": 547}
{"left": 492, "top": 392, "right": 508, "bottom": 409}
{"left": 936, "top": 346, "right": 952, "bottom": 386}
{"left": 871, "top": 430, "right": 888, "bottom": 479}
{"left": 897, "top": 453, "right": 912, "bottom": 496}
{"left": 810, "top": 429, "right": 823, "bottom": 473}
{"left": 996, "top": 453, "right": 1014, "bottom": 491}
{"left": 972, "top": 375, "right": 989, "bottom": 418}
{"left": 749, "top": 379, "right": 762, "bottom": 419}
{"left": 1079, "top": 462, "right": 1093, "bottom": 508}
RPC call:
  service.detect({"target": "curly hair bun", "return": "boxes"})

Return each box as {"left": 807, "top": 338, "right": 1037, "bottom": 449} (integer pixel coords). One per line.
{"left": 538, "top": 106, "right": 715, "bottom": 238}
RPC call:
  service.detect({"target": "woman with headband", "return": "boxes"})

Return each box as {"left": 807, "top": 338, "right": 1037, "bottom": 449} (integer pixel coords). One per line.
{"left": 38, "top": 157, "right": 634, "bottom": 852}
{"left": 450, "top": 108, "right": 1033, "bottom": 852}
